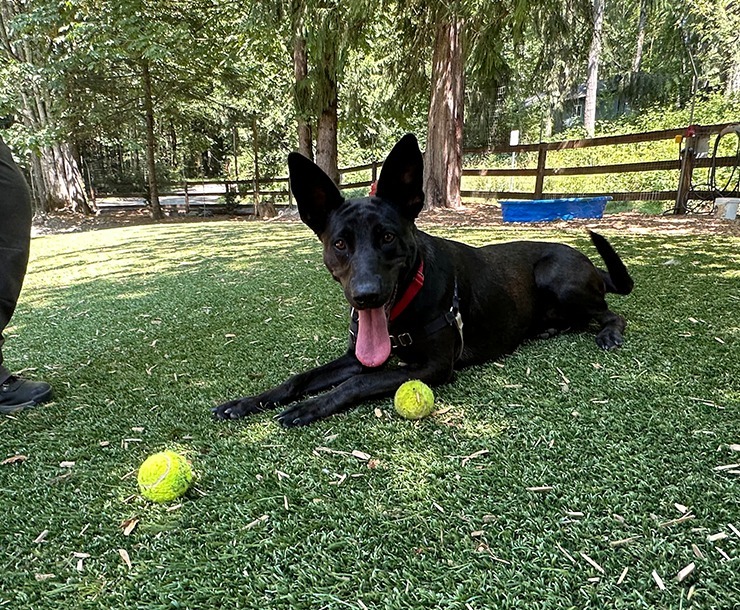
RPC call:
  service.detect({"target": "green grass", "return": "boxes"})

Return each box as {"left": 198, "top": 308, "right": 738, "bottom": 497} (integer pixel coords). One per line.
{"left": 1, "top": 220, "right": 739, "bottom": 609}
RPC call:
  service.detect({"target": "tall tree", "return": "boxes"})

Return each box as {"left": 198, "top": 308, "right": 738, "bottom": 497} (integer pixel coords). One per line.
{"left": 424, "top": 16, "right": 465, "bottom": 209}
{"left": 584, "top": 0, "right": 605, "bottom": 137}
{"left": 140, "top": 58, "right": 161, "bottom": 218}
{"left": 66, "top": 0, "right": 264, "bottom": 219}
{"left": 394, "top": 0, "right": 561, "bottom": 209}
{"left": 0, "top": 0, "right": 91, "bottom": 214}
{"left": 631, "top": 0, "right": 649, "bottom": 74}
{"left": 497, "top": 0, "right": 590, "bottom": 139}
{"left": 291, "top": 0, "right": 313, "bottom": 160}
{"left": 313, "top": 9, "right": 341, "bottom": 184}
{"left": 69, "top": 0, "right": 209, "bottom": 220}
{"left": 260, "top": 0, "right": 367, "bottom": 182}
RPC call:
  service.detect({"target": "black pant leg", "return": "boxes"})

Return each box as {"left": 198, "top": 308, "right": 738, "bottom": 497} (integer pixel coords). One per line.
{"left": 0, "top": 136, "right": 32, "bottom": 383}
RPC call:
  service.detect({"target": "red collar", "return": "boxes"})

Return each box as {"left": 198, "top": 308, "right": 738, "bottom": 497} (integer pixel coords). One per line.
{"left": 389, "top": 259, "right": 424, "bottom": 321}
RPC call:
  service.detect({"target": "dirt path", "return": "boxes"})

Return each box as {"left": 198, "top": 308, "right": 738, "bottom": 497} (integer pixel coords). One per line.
{"left": 31, "top": 205, "right": 740, "bottom": 238}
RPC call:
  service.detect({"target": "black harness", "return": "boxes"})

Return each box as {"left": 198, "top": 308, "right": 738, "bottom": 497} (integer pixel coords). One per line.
{"left": 349, "top": 279, "right": 465, "bottom": 361}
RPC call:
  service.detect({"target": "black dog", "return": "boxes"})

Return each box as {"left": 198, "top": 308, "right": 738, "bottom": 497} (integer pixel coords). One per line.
{"left": 213, "top": 134, "right": 633, "bottom": 426}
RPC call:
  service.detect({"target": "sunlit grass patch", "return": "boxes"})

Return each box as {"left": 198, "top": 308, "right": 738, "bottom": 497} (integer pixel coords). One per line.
{"left": 0, "top": 220, "right": 738, "bottom": 609}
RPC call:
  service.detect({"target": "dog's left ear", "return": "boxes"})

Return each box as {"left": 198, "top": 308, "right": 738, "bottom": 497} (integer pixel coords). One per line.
{"left": 288, "top": 152, "right": 344, "bottom": 236}
{"left": 375, "top": 133, "right": 425, "bottom": 219}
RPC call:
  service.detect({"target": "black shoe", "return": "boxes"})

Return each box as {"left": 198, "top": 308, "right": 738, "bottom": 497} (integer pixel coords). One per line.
{"left": 0, "top": 376, "right": 53, "bottom": 413}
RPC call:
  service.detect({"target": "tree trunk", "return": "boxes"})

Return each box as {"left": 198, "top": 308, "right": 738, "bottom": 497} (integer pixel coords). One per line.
{"left": 26, "top": 138, "right": 92, "bottom": 214}
{"left": 424, "top": 16, "right": 465, "bottom": 210}
{"left": 232, "top": 125, "right": 239, "bottom": 181}
{"left": 170, "top": 119, "right": 178, "bottom": 166}
{"left": 584, "top": 0, "right": 604, "bottom": 138}
{"left": 316, "top": 105, "right": 338, "bottom": 185}
{"left": 631, "top": 0, "right": 647, "bottom": 74}
{"left": 292, "top": 1, "right": 313, "bottom": 160}
{"left": 314, "top": 14, "right": 339, "bottom": 185}
{"left": 1, "top": 2, "right": 91, "bottom": 214}
{"left": 53, "top": 142, "right": 93, "bottom": 214}
{"left": 26, "top": 153, "right": 46, "bottom": 214}
{"left": 141, "top": 60, "right": 163, "bottom": 220}
{"left": 726, "top": 58, "right": 740, "bottom": 96}
{"left": 543, "top": 75, "right": 560, "bottom": 138}
{"left": 252, "top": 115, "right": 276, "bottom": 219}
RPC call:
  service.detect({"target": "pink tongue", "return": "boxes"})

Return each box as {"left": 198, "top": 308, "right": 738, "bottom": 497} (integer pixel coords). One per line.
{"left": 355, "top": 307, "right": 391, "bottom": 367}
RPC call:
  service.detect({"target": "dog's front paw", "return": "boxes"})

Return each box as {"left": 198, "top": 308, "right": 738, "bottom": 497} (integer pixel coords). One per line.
{"left": 211, "top": 397, "right": 265, "bottom": 420}
{"left": 275, "top": 398, "right": 326, "bottom": 428}
{"left": 596, "top": 328, "right": 624, "bottom": 350}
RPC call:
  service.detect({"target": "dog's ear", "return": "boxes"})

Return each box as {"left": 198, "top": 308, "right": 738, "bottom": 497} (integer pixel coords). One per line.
{"left": 375, "top": 133, "right": 424, "bottom": 219}
{"left": 288, "top": 152, "right": 344, "bottom": 236}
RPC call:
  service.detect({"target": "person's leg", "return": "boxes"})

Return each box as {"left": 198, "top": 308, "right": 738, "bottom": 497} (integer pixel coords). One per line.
{"left": 0, "top": 135, "right": 51, "bottom": 411}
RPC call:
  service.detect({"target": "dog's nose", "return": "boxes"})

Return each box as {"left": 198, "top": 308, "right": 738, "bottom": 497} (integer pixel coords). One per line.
{"left": 351, "top": 281, "right": 384, "bottom": 309}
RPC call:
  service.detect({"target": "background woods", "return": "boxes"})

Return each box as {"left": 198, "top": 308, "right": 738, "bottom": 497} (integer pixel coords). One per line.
{"left": 1, "top": 0, "right": 739, "bottom": 214}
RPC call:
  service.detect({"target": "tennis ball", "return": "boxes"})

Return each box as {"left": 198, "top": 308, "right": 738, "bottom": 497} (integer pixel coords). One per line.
{"left": 137, "top": 450, "right": 193, "bottom": 503}
{"left": 394, "top": 380, "right": 435, "bottom": 419}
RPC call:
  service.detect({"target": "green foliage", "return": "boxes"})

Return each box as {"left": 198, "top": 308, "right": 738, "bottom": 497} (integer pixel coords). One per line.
{"left": 463, "top": 94, "right": 740, "bottom": 211}
{"left": 1, "top": 0, "right": 296, "bottom": 185}
{"left": 2, "top": 0, "right": 739, "bottom": 192}
{"left": 1, "top": 221, "right": 738, "bottom": 608}
{"left": 479, "top": 0, "right": 740, "bottom": 146}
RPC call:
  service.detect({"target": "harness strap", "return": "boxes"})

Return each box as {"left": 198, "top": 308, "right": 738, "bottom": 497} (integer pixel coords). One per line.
{"left": 349, "top": 278, "right": 464, "bottom": 361}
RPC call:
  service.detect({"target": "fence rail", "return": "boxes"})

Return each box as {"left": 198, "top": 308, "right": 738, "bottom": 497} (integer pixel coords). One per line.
{"left": 97, "top": 122, "right": 740, "bottom": 215}
{"left": 461, "top": 122, "right": 740, "bottom": 212}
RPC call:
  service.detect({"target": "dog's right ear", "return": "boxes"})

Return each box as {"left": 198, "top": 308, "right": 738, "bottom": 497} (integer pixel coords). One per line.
{"left": 288, "top": 152, "right": 344, "bottom": 236}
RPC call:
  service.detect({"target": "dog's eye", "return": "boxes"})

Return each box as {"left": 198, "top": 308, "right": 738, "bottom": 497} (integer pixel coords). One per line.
{"left": 334, "top": 239, "right": 346, "bottom": 251}
{"left": 382, "top": 232, "right": 395, "bottom": 244}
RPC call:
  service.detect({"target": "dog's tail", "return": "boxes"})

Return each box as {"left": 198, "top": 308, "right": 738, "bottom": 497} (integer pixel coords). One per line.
{"left": 589, "top": 231, "right": 634, "bottom": 295}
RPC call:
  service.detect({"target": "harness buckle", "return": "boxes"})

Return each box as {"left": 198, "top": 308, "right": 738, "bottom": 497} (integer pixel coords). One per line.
{"left": 391, "top": 333, "right": 413, "bottom": 348}
{"left": 454, "top": 311, "right": 464, "bottom": 337}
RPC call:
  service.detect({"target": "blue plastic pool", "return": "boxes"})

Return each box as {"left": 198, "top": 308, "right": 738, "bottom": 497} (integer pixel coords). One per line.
{"left": 500, "top": 196, "right": 610, "bottom": 223}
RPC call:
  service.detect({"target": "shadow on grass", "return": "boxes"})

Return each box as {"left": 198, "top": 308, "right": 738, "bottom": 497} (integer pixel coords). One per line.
{"left": 14, "top": 222, "right": 740, "bottom": 421}
{"left": 0, "top": 221, "right": 737, "bottom": 609}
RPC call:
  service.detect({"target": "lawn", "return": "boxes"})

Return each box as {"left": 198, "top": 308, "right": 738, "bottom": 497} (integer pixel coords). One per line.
{"left": 1, "top": 219, "right": 738, "bottom": 609}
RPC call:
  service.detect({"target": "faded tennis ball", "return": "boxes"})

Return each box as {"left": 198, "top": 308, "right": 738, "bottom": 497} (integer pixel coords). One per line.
{"left": 394, "top": 380, "right": 435, "bottom": 420}
{"left": 137, "top": 450, "right": 193, "bottom": 503}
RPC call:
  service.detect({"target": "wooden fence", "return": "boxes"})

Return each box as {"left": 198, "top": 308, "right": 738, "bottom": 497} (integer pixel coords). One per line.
{"left": 101, "top": 122, "right": 739, "bottom": 215}
{"left": 461, "top": 122, "right": 740, "bottom": 214}
{"left": 175, "top": 160, "right": 382, "bottom": 211}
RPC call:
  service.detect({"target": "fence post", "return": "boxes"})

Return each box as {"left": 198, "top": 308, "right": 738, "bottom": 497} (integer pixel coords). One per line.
{"left": 674, "top": 130, "right": 697, "bottom": 215}
{"left": 184, "top": 180, "right": 190, "bottom": 214}
{"left": 371, "top": 160, "right": 378, "bottom": 183}
{"left": 534, "top": 143, "right": 548, "bottom": 197}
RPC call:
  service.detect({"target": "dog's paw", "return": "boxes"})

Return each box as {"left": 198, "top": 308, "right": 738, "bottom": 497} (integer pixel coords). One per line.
{"left": 211, "top": 397, "right": 264, "bottom": 420}
{"left": 538, "top": 327, "right": 562, "bottom": 340}
{"left": 275, "top": 398, "right": 326, "bottom": 428}
{"left": 596, "top": 329, "right": 624, "bottom": 350}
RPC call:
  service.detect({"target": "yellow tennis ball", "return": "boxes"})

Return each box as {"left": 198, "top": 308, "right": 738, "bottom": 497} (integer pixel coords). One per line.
{"left": 394, "top": 380, "right": 435, "bottom": 419}
{"left": 137, "top": 450, "right": 193, "bottom": 503}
